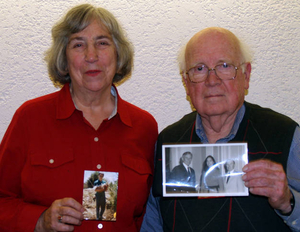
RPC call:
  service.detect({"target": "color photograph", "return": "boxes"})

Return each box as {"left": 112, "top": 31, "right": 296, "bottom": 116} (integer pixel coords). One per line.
{"left": 82, "top": 171, "right": 119, "bottom": 221}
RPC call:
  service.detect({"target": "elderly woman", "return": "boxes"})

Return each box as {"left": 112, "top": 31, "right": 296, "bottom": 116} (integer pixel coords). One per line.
{"left": 0, "top": 4, "right": 157, "bottom": 232}
{"left": 199, "top": 155, "right": 224, "bottom": 193}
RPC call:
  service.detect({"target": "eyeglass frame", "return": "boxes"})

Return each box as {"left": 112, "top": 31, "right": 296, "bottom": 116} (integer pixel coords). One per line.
{"left": 183, "top": 62, "right": 245, "bottom": 83}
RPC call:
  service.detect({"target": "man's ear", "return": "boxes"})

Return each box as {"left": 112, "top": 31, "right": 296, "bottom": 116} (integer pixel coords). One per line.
{"left": 244, "top": 62, "right": 251, "bottom": 90}
{"left": 182, "top": 75, "right": 190, "bottom": 96}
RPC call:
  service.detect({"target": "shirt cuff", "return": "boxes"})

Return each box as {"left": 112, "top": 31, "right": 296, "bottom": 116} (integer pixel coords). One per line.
{"left": 276, "top": 188, "right": 300, "bottom": 231}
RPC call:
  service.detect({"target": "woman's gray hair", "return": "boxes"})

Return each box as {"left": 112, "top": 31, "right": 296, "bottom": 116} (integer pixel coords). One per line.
{"left": 45, "top": 4, "right": 133, "bottom": 87}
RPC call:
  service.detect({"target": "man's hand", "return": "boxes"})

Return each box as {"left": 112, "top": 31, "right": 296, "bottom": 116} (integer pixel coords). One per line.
{"left": 242, "top": 159, "right": 293, "bottom": 214}
{"left": 34, "top": 197, "right": 85, "bottom": 232}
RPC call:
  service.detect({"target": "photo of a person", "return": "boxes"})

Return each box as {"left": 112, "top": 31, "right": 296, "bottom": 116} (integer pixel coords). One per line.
{"left": 94, "top": 173, "right": 108, "bottom": 220}
{"left": 168, "top": 151, "right": 196, "bottom": 192}
{"left": 162, "top": 143, "right": 248, "bottom": 197}
{"left": 224, "top": 160, "right": 245, "bottom": 193}
{"left": 199, "top": 156, "right": 224, "bottom": 193}
{"left": 82, "top": 170, "right": 118, "bottom": 221}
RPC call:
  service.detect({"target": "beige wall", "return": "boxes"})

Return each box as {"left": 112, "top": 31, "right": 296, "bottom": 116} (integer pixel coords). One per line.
{"left": 0, "top": 0, "right": 299, "bottom": 139}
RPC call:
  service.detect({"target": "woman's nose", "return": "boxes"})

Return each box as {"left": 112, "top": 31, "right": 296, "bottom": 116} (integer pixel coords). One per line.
{"left": 85, "top": 46, "right": 98, "bottom": 63}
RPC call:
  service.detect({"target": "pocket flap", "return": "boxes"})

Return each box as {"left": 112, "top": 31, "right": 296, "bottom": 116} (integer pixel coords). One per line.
{"left": 30, "top": 148, "right": 74, "bottom": 168}
{"left": 121, "top": 154, "right": 152, "bottom": 175}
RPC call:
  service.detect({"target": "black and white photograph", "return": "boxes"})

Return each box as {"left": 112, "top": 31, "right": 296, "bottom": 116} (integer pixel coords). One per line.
{"left": 82, "top": 170, "right": 119, "bottom": 221}
{"left": 162, "top": 143, "right": 248, "bottom": 197}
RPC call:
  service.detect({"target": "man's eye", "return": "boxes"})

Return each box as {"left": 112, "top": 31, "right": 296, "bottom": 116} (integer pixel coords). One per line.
{"left": 195, "top": 65, "right": 205, "bottom": 72}
{"left": 222, "top": 63, "right": 229, "bottom": 68}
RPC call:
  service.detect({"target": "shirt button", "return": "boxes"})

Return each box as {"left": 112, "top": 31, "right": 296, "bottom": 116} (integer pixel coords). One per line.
{"left": 49, "top": 159, "right": 54, "bottom": 164}
{"left": 97, "top": 164, "right": 101, "bottom": 169}
{"left": 97, "top": 223, "right": 103, "bottom": 229}
{"left": 94, "top": 137, "right": 99, "bottom": 142}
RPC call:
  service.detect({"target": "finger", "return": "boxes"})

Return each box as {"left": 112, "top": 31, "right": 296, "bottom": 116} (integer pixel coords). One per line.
{"left": 243, "top": 159, "right": 282, "bottom": 172}
{"left": 248, "top": 186, "right": 274, "bottom": 198}
{"left": 57, "top": 209, "right": 83, "bottom": 225}
{"left": 242, "top": 167, "right": 286, "bottom": 182}
{"left": 57, "top": 200, "right": 84, "bottom": 224}
{"left": 60, "top": 198, "right": 84, "bottom": 212}
{"left": 57, "top": 219, "right": 75, "bottom": 232}
{"left": 58, "top": 214, "right": 83, "bottom": 226}
{"left": 245, "top": 175, "right": 288, "bottom": 201}
{"left": 58, "top": 198, "right": 84, "bottom": 220}
{"left": 248, "top": 184, "right": 290, "bottom": 203}
{"left": 244, "top": 176, "right": 286, "bottom": 190}
{"left": 248, "top": 185, "right": 292, "bottom": 213}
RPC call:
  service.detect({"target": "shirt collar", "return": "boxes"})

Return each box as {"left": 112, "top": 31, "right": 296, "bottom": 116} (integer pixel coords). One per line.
{"left": 56, "top": 83, "right": 75, "bottom": 119}
{"left": 56, "top": 83, "right": 132, "bottom": 127}
{"left": 109, "top": 86, "right": 118, "bottom": 120}
{"left": 228, "top": 169, "right": 235, "bottom": 174}
{"left": 182, "top": 162, "right": 190, "bottom": 171}
{"left": 115, "top": 85, "right": 132, "bottom": 128}
{"left": 195, "top": 104, "right": 246, "bottom": 143}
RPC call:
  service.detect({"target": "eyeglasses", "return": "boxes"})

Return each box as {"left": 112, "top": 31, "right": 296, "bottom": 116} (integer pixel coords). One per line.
{"left": 185, "top": 63, "right": 243, "bottom": 83}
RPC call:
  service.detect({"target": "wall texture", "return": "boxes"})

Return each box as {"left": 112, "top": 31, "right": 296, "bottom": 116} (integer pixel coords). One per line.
{"left": 0, "top": 0, "right": 299, "bottom": 140}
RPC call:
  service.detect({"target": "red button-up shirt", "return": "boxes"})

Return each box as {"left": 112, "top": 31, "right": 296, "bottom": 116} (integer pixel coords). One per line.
{"left": 0, "top": 83, "right": 158, "bottom": 231}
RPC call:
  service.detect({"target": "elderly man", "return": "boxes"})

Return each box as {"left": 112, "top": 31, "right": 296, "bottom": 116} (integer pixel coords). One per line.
{"left": 224, "top": 159, "right": 245, "bottom": 193}
{"left": 141, "top": 27, "right": 300, "bottom": 231}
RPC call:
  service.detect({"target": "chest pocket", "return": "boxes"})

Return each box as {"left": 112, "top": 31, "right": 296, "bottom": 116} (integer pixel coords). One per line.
{"left": 121, "top": 154, "right": 152, "bottom": 175}
{"left": 30, "top": 148, "right": 74, "bottom": 168}
{"left": 120, "top": 154, "right": 153, "bottom": 204}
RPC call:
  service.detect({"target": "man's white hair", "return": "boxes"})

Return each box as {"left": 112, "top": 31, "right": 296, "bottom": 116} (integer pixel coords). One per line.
{"left": 178, "top": 29, "right": 253, "bottom": 75}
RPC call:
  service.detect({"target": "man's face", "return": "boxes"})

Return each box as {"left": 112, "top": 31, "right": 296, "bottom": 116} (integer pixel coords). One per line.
{"left": 183, "top": 154, "right": 192, "bottom": 166}
{"left": 99, "top": 174, "right": 104, "bottom": 180}
{"left": 184, "top": 29, "right": 251, "bottom": 120}
{"left": 225, "top": 160, "right": 235, "bottom": 172}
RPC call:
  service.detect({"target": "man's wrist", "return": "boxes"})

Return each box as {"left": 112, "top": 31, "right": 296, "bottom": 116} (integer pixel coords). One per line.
{"left": 279, "top": 192, "right": 295, "bottom": 216}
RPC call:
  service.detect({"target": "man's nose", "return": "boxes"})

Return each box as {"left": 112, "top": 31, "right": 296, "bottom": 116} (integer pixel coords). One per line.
{"left": 205, "top": 68, "right": 222, "bottom": 85}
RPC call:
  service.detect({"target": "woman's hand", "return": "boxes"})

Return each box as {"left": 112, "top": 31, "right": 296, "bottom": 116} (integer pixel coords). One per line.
{"left": 34, "top": 198, "right": 85, "bottom": 232}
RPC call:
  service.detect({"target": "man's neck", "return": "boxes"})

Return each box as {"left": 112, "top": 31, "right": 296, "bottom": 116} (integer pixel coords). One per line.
{"left": 201, "top": 114, "right": 236, "bottom": 143}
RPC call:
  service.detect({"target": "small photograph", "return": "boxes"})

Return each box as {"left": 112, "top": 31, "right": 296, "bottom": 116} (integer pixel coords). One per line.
{"left": 162, "top": 143, "right": 248, "bottom": 197}
{"left": 82, "top": 170, "right": 118, "bottom": 221}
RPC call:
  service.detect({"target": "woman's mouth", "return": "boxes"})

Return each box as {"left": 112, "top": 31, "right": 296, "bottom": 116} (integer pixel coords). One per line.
{"left": 85, "top": 70, "right": 101, "bottom": 76}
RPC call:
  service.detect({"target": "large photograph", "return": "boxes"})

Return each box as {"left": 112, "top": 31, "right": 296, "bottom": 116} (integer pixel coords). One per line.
{"left": 162, "top": 143, "right": 248, "bottom": 197}
{"left": 82, "top": 170, "right": 119, "bottom": 221}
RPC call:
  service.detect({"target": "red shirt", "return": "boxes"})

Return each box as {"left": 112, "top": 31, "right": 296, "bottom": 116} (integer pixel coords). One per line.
{"left": 0, "top": 84, "right": 158, "bottom": 232}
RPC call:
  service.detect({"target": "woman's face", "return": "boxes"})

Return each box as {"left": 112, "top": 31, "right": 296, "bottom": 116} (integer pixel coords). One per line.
{"left": 66, "top": 19, "right": 117, "bottom": 94}
{"left": 206, "top": 157, "right": 214, "bottom": 167}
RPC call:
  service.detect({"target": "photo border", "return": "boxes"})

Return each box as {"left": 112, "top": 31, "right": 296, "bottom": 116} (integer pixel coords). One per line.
{"left": 162, "top": 143, "right": 248, "bottom": 197}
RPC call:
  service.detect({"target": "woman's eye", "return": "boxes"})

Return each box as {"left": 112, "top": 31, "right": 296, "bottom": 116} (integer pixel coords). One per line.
{"left": 97, "top": 41, "right": 109, "bottom": 46}
{"left": 72, "top": 43, "right": 84, "bottom": 49}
